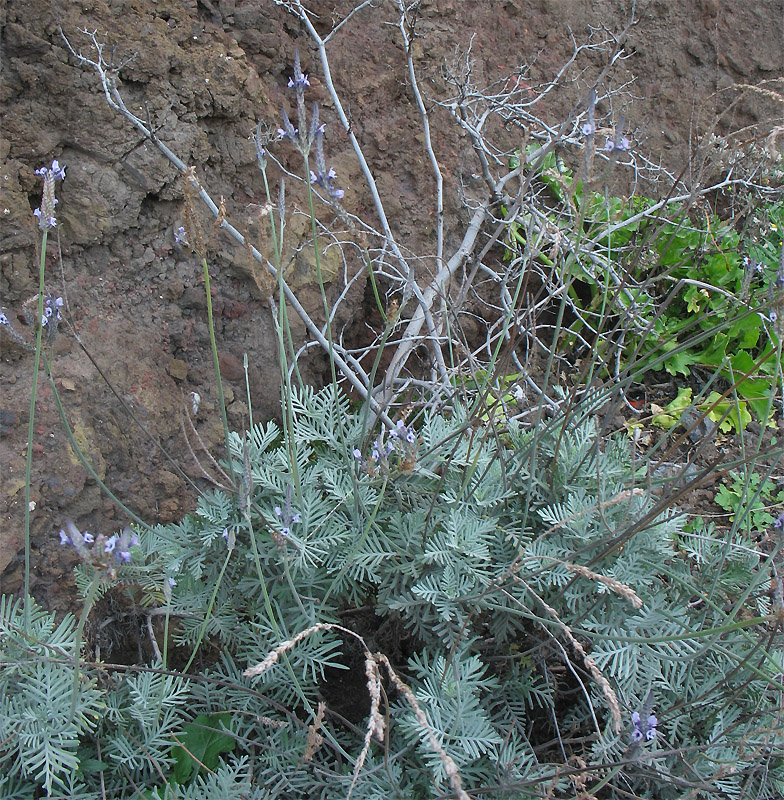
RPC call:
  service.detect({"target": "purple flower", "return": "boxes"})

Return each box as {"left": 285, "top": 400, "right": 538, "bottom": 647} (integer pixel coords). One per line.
{"left": 34, "top": 159, "right": 66, "bottom": 230}
{"left": 104, "top": 536, "right": 117, "bottom": 553}
{"left": 287, "top": 50, "right": 310, "bottom": 100}
{"left": 40, "top": 296, "right": 63, "bottom": 327}
{"left": 271, "top": 485, "right": 301, "bottom": 542}
{"left": 581, "top": 122, "right": 595, "bottom": 137}
{"left": 111, "top": 527, "right": 138, "bottom": 565}
{"left": 0, "top": 312, "right": 7, "bottom": 326}
{"left": 774, "top": 512, "right": 784, "bottom": 529}
{"left": 223, "top": 527, "right": 236, "bottom": 549}
{"left": 309, "top": 167, "right": 345, "bottom": 200}
{"left": 59, "top": 529, "right": 70, "bottom": 546}
{"left": 604, "top": 136, "right": 631, "bottom": 153}
{"left": 309, "top": 127, "right": 345, "bottom": 201}
{"left": 174, "top": 225, "right": 188, "bottom": 244}
{"left": 36, "top": 159, "right": 66, "bottom": 181}
{"left": 288, "top": 74, "right": 310, "bottom": 91}
{"left": 630, "top": 705, "right": 658, "bottom": 745}
{"left": 278, "top": 110, "right": 298, "bottom": 142}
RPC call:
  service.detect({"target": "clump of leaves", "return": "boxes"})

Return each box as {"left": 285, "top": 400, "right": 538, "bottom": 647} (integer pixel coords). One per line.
{"left": 511, "top": 147, "right": 784, "bottom": 429}
{"left": 714, "top": 468, "right": 784, "bottom": 533}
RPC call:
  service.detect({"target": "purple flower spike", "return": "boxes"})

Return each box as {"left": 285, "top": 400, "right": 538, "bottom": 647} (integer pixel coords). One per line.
{"left": 34, "top": 159, "right": 66, "bottom": 230}
{"left": 288, "top": 49, "right": 310, "bottom": 100}
{"left": 630, "top": 703, "right": 659, "bottom": 747}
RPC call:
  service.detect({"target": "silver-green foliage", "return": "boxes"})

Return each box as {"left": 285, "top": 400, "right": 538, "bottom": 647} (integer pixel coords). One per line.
{"left": 3, "top": 386, "right": 784, "bottom": 797}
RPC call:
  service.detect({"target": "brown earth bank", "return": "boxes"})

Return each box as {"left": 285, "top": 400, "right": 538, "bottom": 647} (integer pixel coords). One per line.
{"left": 0, "top": 0, "right": 782, "bottom": 609}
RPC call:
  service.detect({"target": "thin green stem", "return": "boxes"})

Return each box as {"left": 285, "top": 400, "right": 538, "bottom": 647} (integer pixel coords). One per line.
{"left": 70, "top": 570, "right": 103, "bottom": 718}
{"left": 24, "top": 231, "right": 48, "bottom": 626}
{"left": 182, "top": 544, "right": 233, "bottom": 674}
{"left": 200, "top": 255, "right": 235, "bottom": 485}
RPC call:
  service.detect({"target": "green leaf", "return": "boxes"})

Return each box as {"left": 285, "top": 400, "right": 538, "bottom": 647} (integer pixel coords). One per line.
{"left": 171, "top": 713, "right": 236, "bottom": 785}
{"left": 700, "top": 392, "right": 752, "bottom": 433}
{"left": 664, "top": 349, "right": 701, "bottom": 377}
{"left": 652, "top": 387, "right": 693, "bottom": 429}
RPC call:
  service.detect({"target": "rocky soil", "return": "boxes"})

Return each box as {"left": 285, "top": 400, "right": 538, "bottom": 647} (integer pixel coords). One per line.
{"left": 1, "top": 0, "right": 782, "bottom": 609}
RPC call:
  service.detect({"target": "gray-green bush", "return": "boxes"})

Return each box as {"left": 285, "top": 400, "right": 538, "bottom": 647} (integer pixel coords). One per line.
{"left": 3, "top": 3, "right": 784, "bottom": 798}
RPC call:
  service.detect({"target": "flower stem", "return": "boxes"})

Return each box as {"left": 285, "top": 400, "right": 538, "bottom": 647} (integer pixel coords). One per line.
{"left": 70, "top": 570, "right": 102, "bottom": 719}
{"left": 200, "top": 255, "right": 234, "bottom": 483}
{"left": 23, "top": 230, "right": 48, "bottom": 626}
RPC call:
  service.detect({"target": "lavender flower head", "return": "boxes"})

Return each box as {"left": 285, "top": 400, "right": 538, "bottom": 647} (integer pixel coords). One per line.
{"left": 355, "top": 420, "right": 418, "bottom": 476}
{"left": 604, "top": 135, "right": 631, "bottom": 153}
{"left": 288, "top": 49, "right": 310, "bottom": 94}
{"left": 310, "top": 127, "right": 345, "bottom": 201}
{"left": 41, "top": 294, "right": 63, "bottom": 327}
{"left": 630, "top": 705, "right": 658, "bottom": 744}
{"left": 33, "top": 159, "right": 66, "bottom": 230}
{"left": 59, "top": 521, "right": 138, "bottom": 578}
{"left": 272, "top": 484, "right": 301, "bottom": 545}
{"left": 278, "top": 50, "right": 345, "bottom": 202}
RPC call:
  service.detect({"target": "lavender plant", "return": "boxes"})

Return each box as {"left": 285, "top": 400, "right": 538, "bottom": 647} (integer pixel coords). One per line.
{"left": 4, "top": 5, "right": 784, "bottom": 799}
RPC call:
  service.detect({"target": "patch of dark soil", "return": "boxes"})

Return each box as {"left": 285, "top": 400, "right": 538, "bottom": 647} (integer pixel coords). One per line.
{"left": 320, "top": 604, "right": 421, "bottom": 726}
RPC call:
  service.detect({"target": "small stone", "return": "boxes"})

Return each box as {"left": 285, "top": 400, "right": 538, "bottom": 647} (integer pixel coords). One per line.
{"left": 0, "top": 408, "right": 15, "bottom": 436}
{"left": 168, "top": 359, "right": 188, "bottom": 381}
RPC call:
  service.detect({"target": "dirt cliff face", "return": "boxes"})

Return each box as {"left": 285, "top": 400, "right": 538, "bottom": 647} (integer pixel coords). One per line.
{"left": 1, "top": 0, "right": 781, "bottom": 606}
